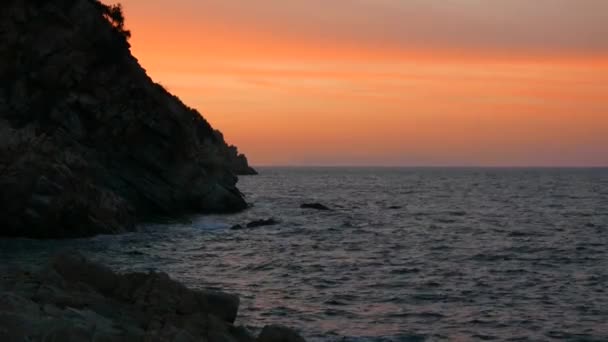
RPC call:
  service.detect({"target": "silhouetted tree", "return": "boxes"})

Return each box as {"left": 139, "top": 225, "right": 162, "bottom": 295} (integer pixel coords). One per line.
{"left": 94, "top": 1, "right": 131, "bottom": 40}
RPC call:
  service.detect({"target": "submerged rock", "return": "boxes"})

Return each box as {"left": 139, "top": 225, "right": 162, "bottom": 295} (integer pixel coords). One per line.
{"left": 300, "top": 203, "right": 331, "bottom": 211}
{"left": 0, "top": 0, "right": 256, "bottom": 238}
{"left": 231, "top": 218, "right": 280, "bottom": 230}
{"left": 0, "top": 252, "right": 304, "bottom": 341}
{"left": 230, "top": 224, "right": 245, "bottom": 230}
{"left": 246, "top": 218, "right": 280, "bottom": 228}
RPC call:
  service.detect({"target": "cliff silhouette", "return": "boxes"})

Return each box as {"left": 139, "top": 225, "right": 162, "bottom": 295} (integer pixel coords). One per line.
{"left": 0, "top": 0, "right": 257, "bottom": 238}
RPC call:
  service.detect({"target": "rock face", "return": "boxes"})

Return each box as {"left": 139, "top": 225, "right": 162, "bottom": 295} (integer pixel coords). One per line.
{"left": 0, "top": 252, "right": 304, "bottom": 342}
{"left": 216, "top": 131, "right": 258, "bottom": 176}
{"left": 0, "top": 0, "right": 256, "bottom": 238}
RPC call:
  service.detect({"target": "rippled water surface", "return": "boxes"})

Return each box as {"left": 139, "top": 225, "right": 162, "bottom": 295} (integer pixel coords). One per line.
{"left": 2, "top": 168, "right": 608, "bottom": 341}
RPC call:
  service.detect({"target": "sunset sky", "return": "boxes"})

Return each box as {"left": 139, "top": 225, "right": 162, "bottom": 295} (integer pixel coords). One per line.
{"left": 121, "top": 0, "right": 608, "bottom": 166}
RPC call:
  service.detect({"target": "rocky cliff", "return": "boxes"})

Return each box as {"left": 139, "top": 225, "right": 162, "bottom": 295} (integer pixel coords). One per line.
{"left": 0, "top": 0, "right": 257, "bottom": 238}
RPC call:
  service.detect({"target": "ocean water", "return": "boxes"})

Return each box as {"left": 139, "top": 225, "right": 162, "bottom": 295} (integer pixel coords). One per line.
{"left": 2, "top": 167, "right": 608, "bottom": 341}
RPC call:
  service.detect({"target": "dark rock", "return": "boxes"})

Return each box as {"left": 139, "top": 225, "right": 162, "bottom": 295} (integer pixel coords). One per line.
{"left": 0, "top": 252, "right": 276, "bottom": 341}
{"left": 199, "top": 290, "right": 241, "bottom": 324}
{"left": 246, "top": 218, "right": 280, "bottom": 228}
{"left": 232, "top": 325, "right": 257, "bottom": 342}
{"left": 232, "top": 219, "right": 280, "bottom": 230}
{"left": 0, "top": 0, "right": 255, "bottom": 238}
{"left": 51, "top": 252, "right": 119, "bottom": 295}
{"left": 257, "top": 325, "right": 306, "bottom": 342}
{"left": 51, "top": 251, "right": 243, "bottom": 322}
{"left": 215, "top": 131, "right": 258, "bottom": 176}
{"left": 300, "top": 203, "right": 331, "bottom": 211}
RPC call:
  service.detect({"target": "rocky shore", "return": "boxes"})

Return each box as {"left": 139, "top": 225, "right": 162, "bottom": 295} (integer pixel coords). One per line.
{"left": 0, "top": 252, "right": 305, "bottom": 342}
{"left": 0, "top": 0, "right": 256, "bottom": 238}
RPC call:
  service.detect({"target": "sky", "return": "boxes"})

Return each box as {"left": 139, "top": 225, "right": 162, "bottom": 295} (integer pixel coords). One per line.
{"left": 120, "top": 0, "right": 608, "bottom": 166}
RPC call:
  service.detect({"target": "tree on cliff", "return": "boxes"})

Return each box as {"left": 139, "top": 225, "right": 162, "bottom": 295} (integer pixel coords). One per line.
{"left": 94, "top": 1, "right": 131, "bottom": 40}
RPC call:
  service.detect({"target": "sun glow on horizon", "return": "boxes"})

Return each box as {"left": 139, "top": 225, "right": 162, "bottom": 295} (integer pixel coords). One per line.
{"left": 121, "top": 0, "right": 608, "bottom": 166}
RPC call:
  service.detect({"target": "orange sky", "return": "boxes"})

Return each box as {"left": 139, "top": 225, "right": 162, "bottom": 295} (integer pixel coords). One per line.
{"left": 121, "top": 0, "right": 608, "bottom": 166}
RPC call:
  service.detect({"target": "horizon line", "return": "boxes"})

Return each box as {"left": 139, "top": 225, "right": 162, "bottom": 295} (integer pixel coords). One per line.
{"left": 249, "top": 165, "right": 608, "bottom": 169}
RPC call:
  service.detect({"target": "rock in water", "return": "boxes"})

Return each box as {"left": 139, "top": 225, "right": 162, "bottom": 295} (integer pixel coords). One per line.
{"left": 0, "top": 0, "right": 256, "bottom": 238}
{"left": 231, "top": 219, "right": 280, "bottom": 230}
{"left": 230, "top": 224, "right": 245, "bottom": 230}
{"left": 300, "top": 203, "right": 331, "bottom": 211}
{"left": 246, "top": 218, "right": 280, "bottom": 228}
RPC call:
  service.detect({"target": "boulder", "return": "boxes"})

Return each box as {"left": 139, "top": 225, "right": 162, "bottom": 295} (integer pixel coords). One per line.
{"left": 51, "top": 251, "right": 241, "bottom": 324}
{"left": 51, "top": 252, "right": 119, "bottom": 295}
{"left": 257, "top": 325, "right": 306, "bottom": 342}
{"left": 0, "top": 252, "right": 275, "bottom": 341}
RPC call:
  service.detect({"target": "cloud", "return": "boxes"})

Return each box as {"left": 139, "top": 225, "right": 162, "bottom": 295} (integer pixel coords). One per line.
{"left": 175, "top": 0, "right": 608, "bottom": 57}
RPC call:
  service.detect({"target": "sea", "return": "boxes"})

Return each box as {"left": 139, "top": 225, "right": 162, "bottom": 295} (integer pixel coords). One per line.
{"left": 2, "top": 167, "right": 608, "bottom": 341}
